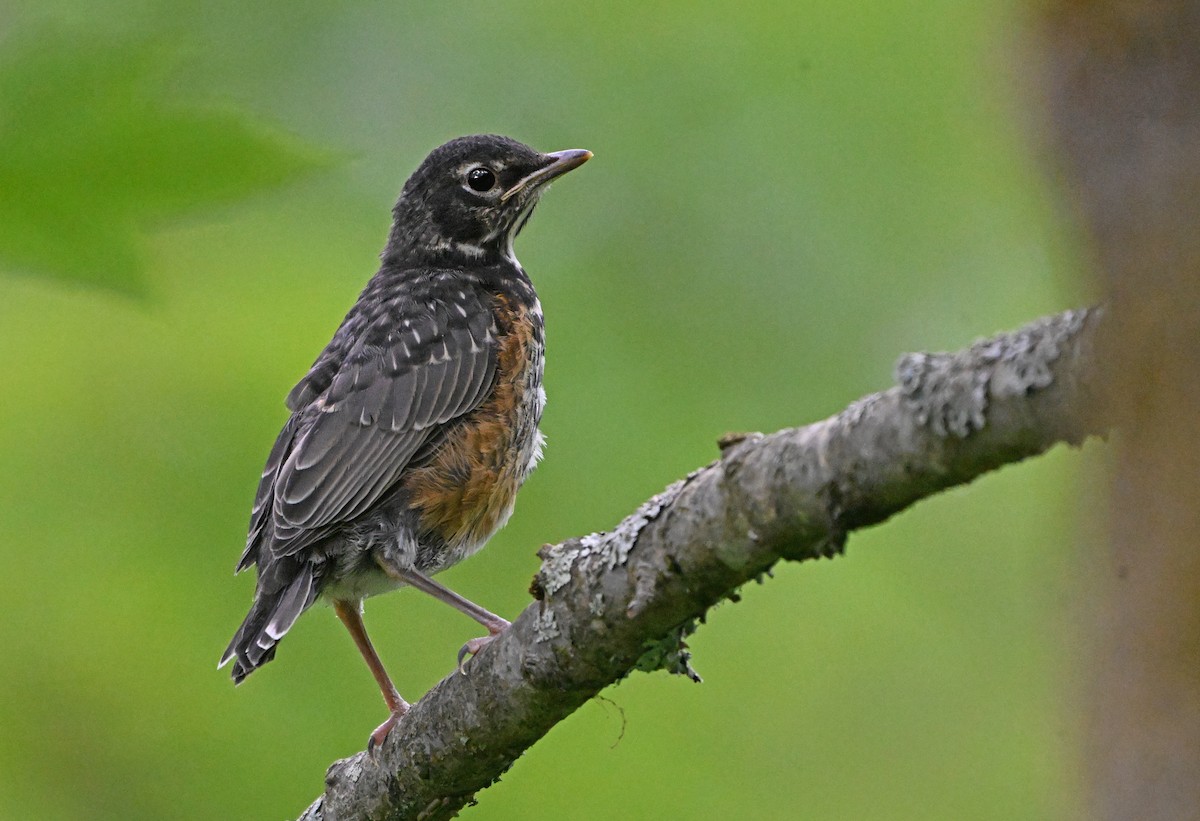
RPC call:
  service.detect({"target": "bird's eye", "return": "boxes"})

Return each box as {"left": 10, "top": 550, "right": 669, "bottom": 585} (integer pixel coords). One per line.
{"left": 466, "top": 167, "right": 497, "bottom": 192}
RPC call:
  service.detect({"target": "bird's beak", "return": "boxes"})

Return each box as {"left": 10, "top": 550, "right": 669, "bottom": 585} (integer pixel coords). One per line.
{"left": 501, "top": 148, "right": 592, "bottom": 202}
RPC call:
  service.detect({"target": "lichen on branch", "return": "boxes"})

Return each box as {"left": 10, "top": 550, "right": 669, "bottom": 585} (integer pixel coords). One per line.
{"left": 299, "top": 306, "right": 1107, "bottom": 821}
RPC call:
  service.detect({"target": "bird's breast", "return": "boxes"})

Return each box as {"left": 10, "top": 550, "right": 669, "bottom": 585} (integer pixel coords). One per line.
{"left": 401, "top": 294, "right": 545, "bottom": 570}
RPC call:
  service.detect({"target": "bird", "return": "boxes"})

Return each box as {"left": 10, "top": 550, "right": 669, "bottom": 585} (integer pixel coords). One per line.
{"left": 220, "top": 134, "right": 591, "bottom": 752}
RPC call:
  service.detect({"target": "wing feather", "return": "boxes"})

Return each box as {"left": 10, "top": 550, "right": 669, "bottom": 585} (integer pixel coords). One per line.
{"left": 266, "top": 288, "right": 499, "bottom": 557}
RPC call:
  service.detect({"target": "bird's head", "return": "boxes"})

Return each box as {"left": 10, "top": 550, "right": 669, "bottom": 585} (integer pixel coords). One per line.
{"left": 385, "top": 134, "right": 591, "bottom": 266}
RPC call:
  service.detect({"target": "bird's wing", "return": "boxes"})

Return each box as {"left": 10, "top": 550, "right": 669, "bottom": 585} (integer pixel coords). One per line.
{"left": 238, "top": 415, "right": 302, "bottom": 572}
{"left": 266, "top": 288, "right": 499, "bottom": 556}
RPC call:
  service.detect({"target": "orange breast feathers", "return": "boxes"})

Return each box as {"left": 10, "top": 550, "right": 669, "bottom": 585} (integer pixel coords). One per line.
{"left": 401, "top": 296, "right": 543, "bottom": 552}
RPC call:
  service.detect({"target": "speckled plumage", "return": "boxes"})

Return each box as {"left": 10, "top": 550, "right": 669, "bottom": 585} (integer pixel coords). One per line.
{"left": 220, "top": 136, "right": 589, "bottom": 708}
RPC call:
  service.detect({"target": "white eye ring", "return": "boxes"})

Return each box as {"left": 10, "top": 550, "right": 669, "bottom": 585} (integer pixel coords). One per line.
{"left": 465, "top": 166, "right": 497, "bottom": 193}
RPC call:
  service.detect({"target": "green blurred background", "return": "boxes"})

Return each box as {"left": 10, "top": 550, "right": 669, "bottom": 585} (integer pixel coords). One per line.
{"left": 0, "top": 1, "right": 1093, "bottom": 818}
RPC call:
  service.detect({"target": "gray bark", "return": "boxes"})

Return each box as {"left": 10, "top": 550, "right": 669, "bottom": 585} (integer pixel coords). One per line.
{"left": 298, "top": 306, "right": 1107, "bottom": 821}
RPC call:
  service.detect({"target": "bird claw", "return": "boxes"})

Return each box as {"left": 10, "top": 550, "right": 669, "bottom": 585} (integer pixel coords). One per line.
{"left": 366, "top": 709, "right": 406, "bottom": 760}
{"left": 456, "top": 622, "right": 510, "bottom": 675}
{"left": 456, "top": 635, "right": 493, "bottom": 675}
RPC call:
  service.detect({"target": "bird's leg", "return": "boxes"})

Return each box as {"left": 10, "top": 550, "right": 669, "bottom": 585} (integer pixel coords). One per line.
{"left": 378, "top": 562, "right": 510, "bottom": 673}
{"left": 333, "top": 599, "right": 410, "bottom": 756}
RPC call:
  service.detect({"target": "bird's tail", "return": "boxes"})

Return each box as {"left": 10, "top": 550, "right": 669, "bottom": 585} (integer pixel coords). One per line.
{"left": 219, "top": 561, "right": 318, "bottom": 683}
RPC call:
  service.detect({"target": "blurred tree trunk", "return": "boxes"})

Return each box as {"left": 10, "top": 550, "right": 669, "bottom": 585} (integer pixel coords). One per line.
{"left": 1037, "top": 2, "right": 1200, "bottom": 818}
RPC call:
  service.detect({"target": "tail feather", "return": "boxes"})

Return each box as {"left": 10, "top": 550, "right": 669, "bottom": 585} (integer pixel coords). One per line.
{"left": 220, "top": 562, "right": 318, "bottom": 683}
{"left": 266, "top": 566, "right": 313, "bottom": 640}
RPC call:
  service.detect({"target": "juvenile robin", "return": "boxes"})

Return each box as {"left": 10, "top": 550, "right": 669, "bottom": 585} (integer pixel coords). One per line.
{"left": 220, "top": 134, "right": 591, "bottom": 751}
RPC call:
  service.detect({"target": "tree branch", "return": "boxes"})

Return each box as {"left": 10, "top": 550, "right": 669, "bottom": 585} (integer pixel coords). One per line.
{"left": 298, "top": 306, "right": 1108, "bottom": 821}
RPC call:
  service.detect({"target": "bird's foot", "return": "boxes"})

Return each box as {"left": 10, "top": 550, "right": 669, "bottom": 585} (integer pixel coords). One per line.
{"left": 367, "top": 704, "right": 409, "bottom": 760}
{"left": 456, "top": 619, "right": 511, "bottom": 674}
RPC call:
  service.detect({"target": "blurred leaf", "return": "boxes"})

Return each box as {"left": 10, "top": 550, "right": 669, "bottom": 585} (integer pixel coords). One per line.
{"left": 0, "top": 31, "right": 334, "bottom": 295}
